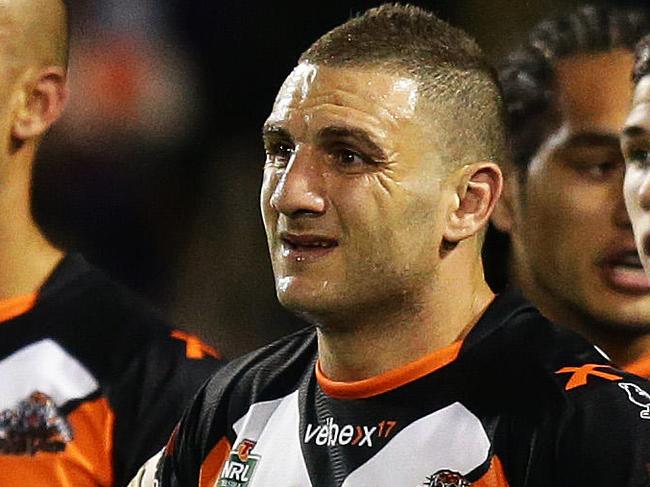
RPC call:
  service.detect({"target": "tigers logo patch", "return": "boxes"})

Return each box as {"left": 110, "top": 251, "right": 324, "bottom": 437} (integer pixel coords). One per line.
{"left": 422, "top": 470, "right": 471, "bottom": 487}
{"left": 0, "top": 391, "right": 73, "bottom": 455}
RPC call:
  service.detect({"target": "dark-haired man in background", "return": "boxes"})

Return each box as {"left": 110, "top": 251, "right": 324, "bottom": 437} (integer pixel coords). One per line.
{"left": 0, "top": 1, "right": 223, "bottom": 485}
{"left": 489, "top": 4, "right": 650, "bottom": 375}
{"left": 131, "top": 5, "right": 650, "bottom": 486}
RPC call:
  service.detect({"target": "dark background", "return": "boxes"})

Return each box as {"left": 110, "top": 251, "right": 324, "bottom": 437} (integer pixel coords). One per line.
{"left": 36, "top": 0, "right": 645, "bottom": 358}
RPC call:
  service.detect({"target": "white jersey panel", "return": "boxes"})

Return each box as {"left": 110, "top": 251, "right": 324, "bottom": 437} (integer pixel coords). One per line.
{"left": 341, "top": 402, "right": 490, "bottom": 486}
{"left": 233, "top": 396, "right": 287, "bottom": 439}
{"left": 230, "top": 390, "right": 312, "bottom": 487}
{"left": 0, "top": 338, "right": 99, "bottom": 409}
{"left": 226, "top": 396, "right": 490, "bottom": 487}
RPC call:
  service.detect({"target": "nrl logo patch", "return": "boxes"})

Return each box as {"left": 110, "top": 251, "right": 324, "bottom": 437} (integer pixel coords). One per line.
{"left": 421, "top": 470, "right": 471, "bottom": 487}
{"left": 618, "top": 382, "right": 650, "bottom": 419}
{"left": 0, "top": 391, "right": 73, "bottom": 455}
{"left": 217, "top": 439, "right": 260, "bottom": 487}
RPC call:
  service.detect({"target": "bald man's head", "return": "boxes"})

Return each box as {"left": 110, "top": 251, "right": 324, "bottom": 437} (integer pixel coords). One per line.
{"left": 0, "top": 0, "right": 67, "bottom": 72}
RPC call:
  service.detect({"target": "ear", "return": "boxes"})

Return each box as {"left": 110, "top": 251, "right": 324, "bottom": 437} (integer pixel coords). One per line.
{"left": 490, "top": 168, "right": 519, "bottom": 234}
{"left": 12, "top": 67, "right": 68, "bottom": 142}
{"left": 444, "top": 162, "right": 503, "bottom": 244}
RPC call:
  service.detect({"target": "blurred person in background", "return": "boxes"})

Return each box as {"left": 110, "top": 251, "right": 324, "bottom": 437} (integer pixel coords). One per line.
{"left": 488, "top": 4, "right": 650, "bottom": 374}
{"left": 35, "top": 0, "right": 204, "bottom": 297}
{"left": 0, "top": 1, "right": 224, "bottom": 485}
{"left": 131, "top": 5, "right": 650, "bottom": 486}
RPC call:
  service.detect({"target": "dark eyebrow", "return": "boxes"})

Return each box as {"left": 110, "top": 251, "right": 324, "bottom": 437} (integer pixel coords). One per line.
{"left": 622, "top": 125, "right": 648, "bottom": 139}
{"left": 316, "top": 126, "right": 387, "bottom": 159}
{"left": 262, "top": 124, "right": 292, "bottom": 140}
{"left": 562, "top": 132, "right": 620, "bottom": 148}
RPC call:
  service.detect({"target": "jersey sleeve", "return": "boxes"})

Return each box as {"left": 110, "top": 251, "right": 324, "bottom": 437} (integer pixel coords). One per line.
{"left": 143, "top": 357, "right": 243, "bottom": 487}
{"left": 130, "top": 327, "right": 316, "bottom": 487}
{"left": 110, "top": 330, "right": 225, "bottom": 486}
{"left": 127, "top": 449, "right": 163, "bottom": 487}
{"left": 554, "top": 373, "right": 650, "bottom": 486}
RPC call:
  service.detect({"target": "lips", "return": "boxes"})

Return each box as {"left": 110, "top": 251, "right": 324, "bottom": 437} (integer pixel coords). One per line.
{"left": 280, "top": 232, "right": 339, "bottom": 261}
{"left": 600, "top": 249, "right": 650, "bottom": 294}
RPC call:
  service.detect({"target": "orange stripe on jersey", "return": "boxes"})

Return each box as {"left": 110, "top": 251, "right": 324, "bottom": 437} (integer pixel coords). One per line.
{"left": 0, "top": 292, "right": 36, "bottom": 323}
{"left": 171, "top": 330, "right": 221, "bottom": 359}
{"left": 626, "top": 355, "right": 650, "bottom": 379}
{"left": 556, "top": 364, "right": 623, "bottom": 390}
{"left": 316, "top": 341, "right": 462, "bottom": 399}
{"left": 473, "top": 455, "right": 510, "bottom": 486}
{"left": 199, "top": 437, "right": 232, "bottom": 487}
{"left": 0, "top": 396, "right": 115, "bottom": 486}
{"left": 64, "top": 396, "right": 115, "bottom": 485}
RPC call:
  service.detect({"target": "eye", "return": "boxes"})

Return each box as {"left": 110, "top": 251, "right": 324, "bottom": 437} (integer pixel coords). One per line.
{"left": 582, "top": 161, "right": 619, "bottom": 180}
{"left": 265, "top": 141, "right": 294, "bottom": 167}
{"left": 563, "top": 145, "right": 623, "bottom": 182}
{"left": 330, "top": 148, "right": 373, "bottom": 170}
{"left": 337, "top": 149, "right": 364, "bottom": 165}
{"left": 627, "top": 149, "right": 650, "bottom": 168}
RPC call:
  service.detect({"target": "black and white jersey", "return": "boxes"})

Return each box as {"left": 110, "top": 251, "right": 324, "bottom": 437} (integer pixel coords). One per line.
{"left": 147, "top": 290, "right": 650, "bottom": 486}
{"left": 0, "top": 254, "right": 224, "bottom": 486}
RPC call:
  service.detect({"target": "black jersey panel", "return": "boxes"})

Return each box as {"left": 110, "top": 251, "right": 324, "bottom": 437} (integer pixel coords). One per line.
{"left": 0, "top": 254, "right": 224, "bottom": 487}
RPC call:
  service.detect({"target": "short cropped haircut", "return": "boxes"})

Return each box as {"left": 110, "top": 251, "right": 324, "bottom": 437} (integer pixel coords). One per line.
{"left": 633, "top": 34, "right": 650, "bottom": 84}
{"left": 300, "top": 4, "right": 506, "bottom": 172}
{"left": 499, "top": 4, "right": 650, "bottom": 175}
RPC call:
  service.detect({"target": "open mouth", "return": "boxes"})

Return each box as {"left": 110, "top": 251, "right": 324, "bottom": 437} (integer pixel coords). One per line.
{"left": 601, "top": 250, "right": 650, "bottom": 294}
{"left": 280, "top": 233, "right": 339, "bottom": 260}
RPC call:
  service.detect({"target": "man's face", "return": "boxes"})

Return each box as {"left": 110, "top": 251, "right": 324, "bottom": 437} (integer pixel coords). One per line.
{"left": 261, "top": 64, "right": 449, "bottom": 322}
{"left": 503, "top": 49, "right": 650, "bottom": 329}
{"left": 622, "top": 76, "right": 650, "bottom": 286}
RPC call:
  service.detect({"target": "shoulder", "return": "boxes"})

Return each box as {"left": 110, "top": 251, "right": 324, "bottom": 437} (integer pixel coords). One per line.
{"left": 201, "top": 325, "right": 317, "bottom": 411}
{"left": 40, "top": 254, "right": 170, "bottom": 341}
{"left": 173, "top": 325, "right": 316, "bottom": 436}
{"left": 469, "top": 293, "right": 650, "bottom": 483}
{"left": 500, "top": 305, "right": 645, "bottom": 409}
{"left": 469, "top": 290, "right": 646, "bottom": 419}
{"left": 79, "top": 272, "right": 225, "bottom": 399}
{"left": 158, "top": 327, "right": 316, "bottom": 486}
{"left": 39, "top": 255, "right": 224, "bottom": 379}
{"left": 492, "top": 299, "right": 650, "bottom": 483}
{"left": 485, "top": 293, "right": 616, "bottom": 389}
{"left": 552, "top": 369, "right": 650, "bottom": 484}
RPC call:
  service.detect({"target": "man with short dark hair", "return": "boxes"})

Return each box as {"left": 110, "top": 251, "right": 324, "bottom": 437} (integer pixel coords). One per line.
{"left": 132, "top": 5, "right": 650, "bottom": 486}
{"left": 489, "top": 4, "right": 650, "bottom": 372}
{"left": 0, "top": 1, "right": 224, "bottom": 485}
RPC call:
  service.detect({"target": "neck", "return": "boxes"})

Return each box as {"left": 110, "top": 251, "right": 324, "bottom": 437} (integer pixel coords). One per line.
{"left": 509, "top": 256, "right": 650, "bottom": 368}
{"left": 585, "top": 328, "right": 650, "bottom": 369}
{"left": 0, "top": 148, "right": 63, "bottom": 299}
{"left": 317, "top": 241, "right": 494, "bottom": 382}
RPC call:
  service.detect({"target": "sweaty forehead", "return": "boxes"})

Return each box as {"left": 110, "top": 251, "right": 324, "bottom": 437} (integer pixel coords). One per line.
{"left": 266, "top": 63, "right": 421, "bottom": 130}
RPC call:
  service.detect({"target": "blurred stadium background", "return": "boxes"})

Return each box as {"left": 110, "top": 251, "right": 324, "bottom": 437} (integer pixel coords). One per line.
{"left": 38, "top": 0, "right": 646, "bottom": 358}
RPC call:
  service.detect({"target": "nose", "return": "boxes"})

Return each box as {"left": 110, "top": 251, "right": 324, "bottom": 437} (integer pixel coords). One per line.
{"left": 269, "top": 146, "right": 326, "bottom": 217}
